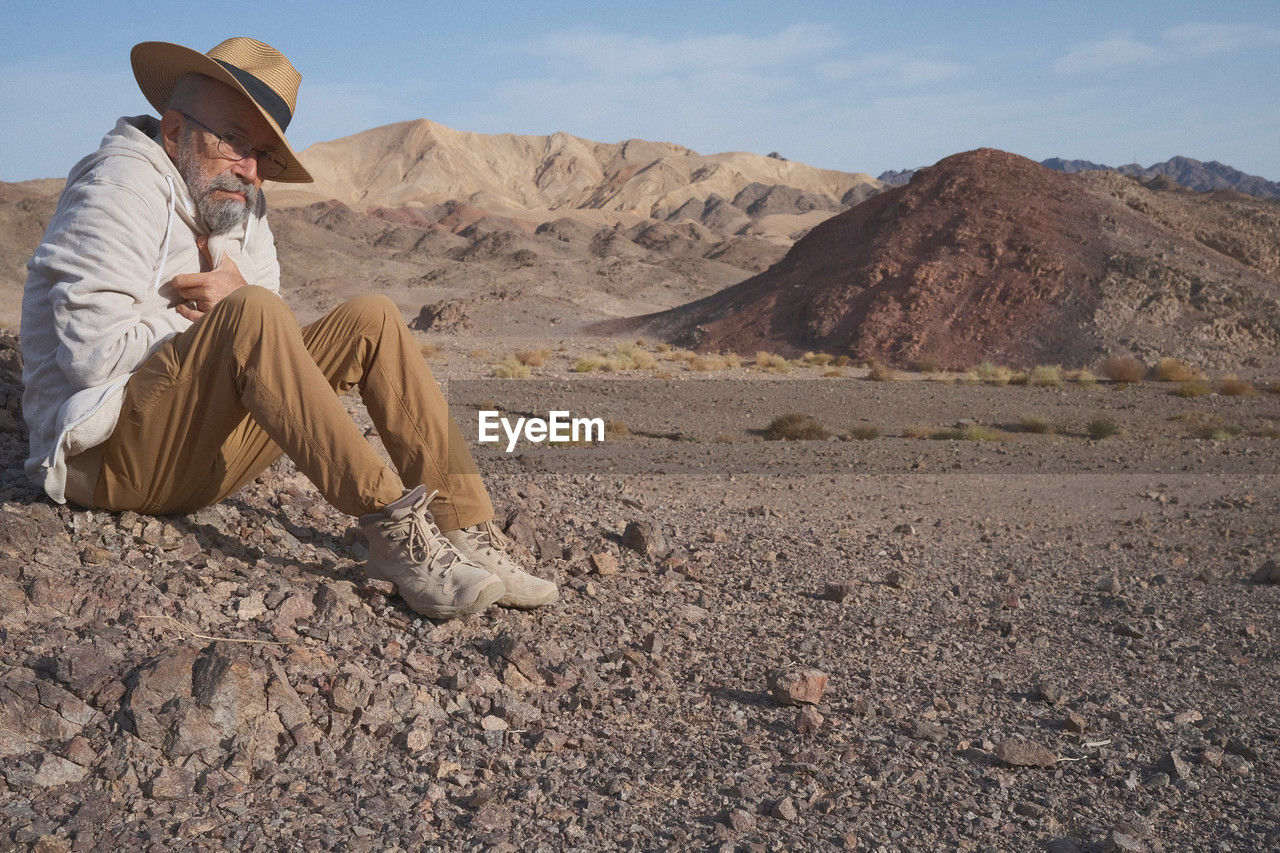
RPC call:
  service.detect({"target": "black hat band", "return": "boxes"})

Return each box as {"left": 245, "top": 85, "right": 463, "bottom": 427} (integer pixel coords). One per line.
{"left": 213, "top": 59, "right": 293, "bottom": 131}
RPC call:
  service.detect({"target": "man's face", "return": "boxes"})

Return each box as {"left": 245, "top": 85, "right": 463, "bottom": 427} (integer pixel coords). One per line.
{"left": 163, "top": 80, "right": 276, "bottom": 235}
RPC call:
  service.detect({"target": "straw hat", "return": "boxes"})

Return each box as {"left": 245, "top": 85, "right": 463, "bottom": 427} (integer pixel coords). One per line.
{"left": 131, "top": 37, "right": 312, "bottom": 183}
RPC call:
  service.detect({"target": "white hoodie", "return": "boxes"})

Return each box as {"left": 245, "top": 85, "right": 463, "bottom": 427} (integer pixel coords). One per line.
{"left": 21, "top": 115, "right": 281, "bottom": 503}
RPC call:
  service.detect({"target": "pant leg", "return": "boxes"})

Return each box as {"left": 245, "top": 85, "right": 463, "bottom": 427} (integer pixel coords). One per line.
{"left": 93, "top": 286, "right": 406, "bottom": 516}
{"left": 298, "top": 294, "right": 494, "bottom": 531}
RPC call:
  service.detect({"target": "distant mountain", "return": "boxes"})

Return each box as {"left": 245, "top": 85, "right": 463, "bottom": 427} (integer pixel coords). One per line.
{"left": 268, "top": 120, "right": 882, "bottom": 232}
{"left": 1041, "top": 156, "right": 1280, "bottom": 200}
{"left": 622, "top": 148, "right": 1280, "bottom": 371}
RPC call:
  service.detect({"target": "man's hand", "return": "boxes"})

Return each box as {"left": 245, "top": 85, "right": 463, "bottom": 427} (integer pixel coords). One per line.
{"left": 172, "top": 235, "right": 247, "bottom": 322}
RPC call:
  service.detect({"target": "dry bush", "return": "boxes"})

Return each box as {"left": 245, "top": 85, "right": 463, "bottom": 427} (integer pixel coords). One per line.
{"left": 849, "top": 424, "right": 882, "bottom": 440}
{"left": 573, "top": 357, "right": 604, "bottom": 373}
{"left": 666, "top": 348, "right": 696, "bottom": 364}
{"left": 1008, "top": 371, "right": 1031, "bottom": 386}
{"left": 712, "top": 432, "right": 736, "bottom": 443}
{"left": 689, "top": 355, "right": 726, "bottom": 372}
{"left": 1099, "top": 355, "right": 1147, "bottom": 384}
{"left": 933, "top": 424, "right": 1003, "bottom": 441}
{"left": 1065, "top": 368, "right": 1098, "bottom": 388}
{"left": 654, "top": 370, "right": 674, "bottom": 380}
{"left": 1174, "top": 380, "right": 1212, "bottom": 398}
{"left": 514, "top": 348, "right": 550, "bottom": 367}
{"left": 723, "top": 353, "right": 742, "bottom": 369}
{"left": 1153, "top": 358, "right": 1201, "bottom": 382}
{"left": 974, "top": 361, "right": 1011, "bottom": 385}
{"left": 1018, "top": 414, "right": 1055, "bottom": 434}
{"left": 801, "top": 351, "right": 834, "bottom": 366}
{"left": 866, "top": 361, "right": 898, "bottom": 381}
{"left": 655, "top": 341, "right": 672, "bottom": 353}
{"left": 419, "top": 342, "right": 441, "bottom": 359}
{"left": 1087, "top": 416, "right": 1120, "bottom": 440}
{"left": 823, "top": 368, "right": 844, "bottom": 378}
{"left": 491, "top": 356, "right": 531, "bottom": 379}
{"left": 1029, "top": 365, "right": 1063, "bottom": 388}
{"left": 1267, "top": 380, "right": 1280, "bottom": 395}
{"left": 913, "top": 356, "right": 941, "bottom": 374}
{"left": 903, "top": 424, "right": 937, "bottom": 438}
{"left": 1190, "top": 424, "right": 1239, "bottom": 440}
{"left": 604, "top": 420, "right": 631, "bottom": 437}
{"left": 633, "top": 338, "right": 648, "bottom": 348}
{"left": 467, "top": 348, "right": 489, "bottom": 359}
{"left": 832, "top": 355, "right": 854, "bottom": 367}
{"left": 1216, "top": 375, "right": 1256, "bottom": 396}
{"left": 754, "top": 352, "right": 791, "bottom": 372}
{"left": 762, "top": 413, "right": 830, "bottom": 441}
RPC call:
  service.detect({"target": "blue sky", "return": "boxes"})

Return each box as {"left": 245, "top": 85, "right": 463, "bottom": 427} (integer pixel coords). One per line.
{"left": 3, "top": 1, "right": 1278, "bottom": 182}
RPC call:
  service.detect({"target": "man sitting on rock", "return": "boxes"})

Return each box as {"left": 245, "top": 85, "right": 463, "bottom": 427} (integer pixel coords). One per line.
{"left": 20, "top": 37, "right": 557, "bottom": 619}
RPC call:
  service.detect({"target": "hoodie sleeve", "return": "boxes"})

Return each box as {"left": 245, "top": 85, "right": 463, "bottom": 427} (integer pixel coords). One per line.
{"left": 35, "top": 174, "right": 191, "bottom": 389}
{"left": 247, "top": 211, "right": 282, "bottom": 294}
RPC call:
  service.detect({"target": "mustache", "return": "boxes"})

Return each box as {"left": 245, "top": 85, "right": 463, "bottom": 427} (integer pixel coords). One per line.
{"left": 207, "top": 174, "right": 259, "bottom": 205}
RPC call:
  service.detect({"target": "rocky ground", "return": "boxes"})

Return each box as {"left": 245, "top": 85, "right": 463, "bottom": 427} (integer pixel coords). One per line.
{"left": 1, "top": 347, "right": 1277, "bottom": 851}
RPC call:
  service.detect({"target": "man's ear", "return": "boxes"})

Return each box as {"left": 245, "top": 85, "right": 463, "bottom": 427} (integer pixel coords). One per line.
{"left": 159, "top": 110, "right": 183, "bottom": 159}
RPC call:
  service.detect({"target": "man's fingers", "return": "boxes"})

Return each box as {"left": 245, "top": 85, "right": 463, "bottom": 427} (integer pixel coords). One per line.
{"left": 175, "top": 303, "right": 203, "bottom": 322}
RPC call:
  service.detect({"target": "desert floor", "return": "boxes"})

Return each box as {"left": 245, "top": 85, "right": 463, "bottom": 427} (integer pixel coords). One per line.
{"left": 2, "top": 338, "right": 1277, "bottom": 852}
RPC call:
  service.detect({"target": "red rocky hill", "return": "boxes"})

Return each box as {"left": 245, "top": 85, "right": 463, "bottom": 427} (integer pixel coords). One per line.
{"left": 628, "top": 148, "right": 1280, "bottom": 370}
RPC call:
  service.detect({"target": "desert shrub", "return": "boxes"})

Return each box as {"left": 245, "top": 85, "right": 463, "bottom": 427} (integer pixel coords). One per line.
{"left": 1267, "top": 380, "right": 1280, "bottom": 395}
{"left": 712, "top": 432, "right": 736, "bottom": 443}
{"left": 1153, "top": 357, "right": 1201, "bottom": 382}
{"left": 913, "top": 356, "right": 941, "bottom": 374}
{"left": 1029, "top": 365, "right": 1063, "bottom": 388}
{"left": 723, "top": 353, "right": 742, "bottom": 369}
{"left": 1071, "top": 368, "right": 1097, "bottom": 388}
{"left": 849, "top": 424, "right": 882, "bottom": 440}
{"left": 1174, "top": 380, "right": 1212, "bottom": 398}
{"left": 655, "top": 341, "right": 672, "bottom": 353}
{"left": 1018, "top": 414, "right": 1055, "bottom": 434}
{"left": 604, "top": 420, "right": 631, "bottom": 437}
{"left": 467, "top": 348, "right": 489, "bottom": 359}
{"left": 823, "top": 368, "right": 844, "bottom": 378}
{"left": 932, "top": 424, "right": 1003, "bottom": 441}
{"left": 1008, "top": 371, "right": 1030, "bottom": 386}
{"left": 690, "top": 355, "right": 726, "bottom": 372}
{"left": 1099, "top": 355, "right": 1147, "bottom": 384}
{"left": 1190, "top": 423, "right": 1241, "bottom": 440}
{"left": 1087, "top": 416, "right": 1120, "bottom": 439}
{"left": 801, "top": 351, "right": 834, "bottom": 366}
{"left": 491, "top": 356, "right": 531, "bottom": 379}
{"left": 420, "top": 342, "right": 441, "bottom": 359}
{"left": 1216, "top": 375, "right": 1256, "bottom": 396}
{"left": 832, "top": 355, "right": 853, "bottom": 367}
{"left": 634, "top": 338, "right": 648, "bottom": 348}
{"left": 762, "top": 413, "right": 830, "bottom": 441}
{"left": 573, "top": 357, "right": 604, "bottom": 373}
{"left": 514, "top": 348, "right": 550, "bottom": 367}
{"left": 754, "top": 352, "right": 791, "bottom": 372}
{"left": 974, "top": 361, "right": 1011, "bottom": 385}
{"left": 866, "top": 361, "right": 898, "bottom": 381}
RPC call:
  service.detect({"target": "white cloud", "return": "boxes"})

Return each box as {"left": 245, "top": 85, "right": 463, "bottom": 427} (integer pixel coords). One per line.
{"left": 819, "top": 54, "right": 966, "bottom": 87}
{"left": 1052, "top": 35, "right": 1160, "bottom": 74}
{"left": 525, "top": 23, "right": 842, "bottom": 77}
{"left": 1055, "top": 21, "right": 1280, "bottom": 75}
{"left": 1163, "top": 22, "right": 1280, "bottom": 55}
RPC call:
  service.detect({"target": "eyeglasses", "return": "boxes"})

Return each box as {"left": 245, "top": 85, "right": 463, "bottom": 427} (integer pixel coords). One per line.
{"left": 179, "top": 111, "right": 288, "bottom": 180}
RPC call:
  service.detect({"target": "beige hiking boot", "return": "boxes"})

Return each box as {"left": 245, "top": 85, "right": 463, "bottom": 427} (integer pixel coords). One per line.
{"left": 443, "top": 520, "right": 559, "bottom": 609}
{"left": 359, "top": 486, "right": 505, "bottom": 619}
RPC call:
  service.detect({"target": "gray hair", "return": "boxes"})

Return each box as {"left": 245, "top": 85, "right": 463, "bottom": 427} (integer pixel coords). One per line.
{"left": 166, "top": 73, "right": 216, "bottom": 113}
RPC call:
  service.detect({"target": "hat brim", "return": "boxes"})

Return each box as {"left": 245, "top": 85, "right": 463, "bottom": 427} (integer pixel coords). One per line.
{"left": 131, "top": 41, "right": 312, "bottom": 183}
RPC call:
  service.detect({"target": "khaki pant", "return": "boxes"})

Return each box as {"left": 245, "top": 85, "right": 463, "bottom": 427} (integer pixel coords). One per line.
{"left": 79, "top": 285, "right": 492, "bottom": 529}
